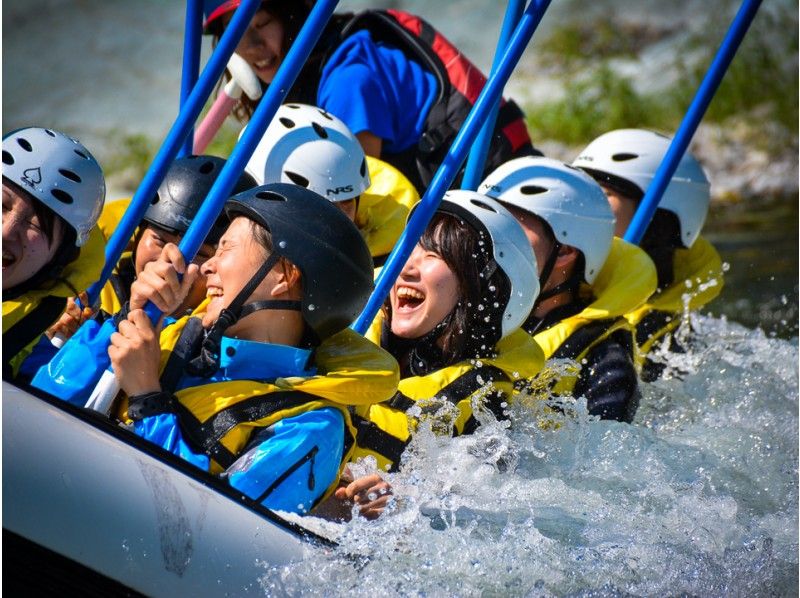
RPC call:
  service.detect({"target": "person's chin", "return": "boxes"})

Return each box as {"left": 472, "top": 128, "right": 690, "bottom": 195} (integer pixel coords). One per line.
{"left": 391, "top": 317, "right": 431, "bottom": 341}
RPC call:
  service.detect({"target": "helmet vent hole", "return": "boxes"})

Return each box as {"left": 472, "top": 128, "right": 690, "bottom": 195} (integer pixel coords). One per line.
{"left": 279, "top": 117, "right": 295, "bottom": 129}
{"left": 17, "top": 138, "right": 32, "bottom": 152}
{"left": 286, "top": 104, "right": 300, "bottom": 109}
{"left": 285, "top": 171, "right": 309, "bottom": 188}
{"left": 255, "top": 191, "right": 287, "bottom": 202}
{"left": 470, "top": 199, "right": 498, "bottom": 213}
{"left": 612, "top": 153, "right": 638, "bottom": 162}
{"left": 2, "top": 151, "right": 14, "bottom": 165}
{"left": 520, "top": 185, "right": 547, "bottom": 195}
{"left": 360, "top": 158, "right": 367, "bottom": 177}
{"left": 199, "top": 161, "right": 216, "bottom": 174}
{"left": 318, "top": 109, "right": 333, "bottom": 121}
{"left": 150, "top": 194, "right": 160, "bottom": 205}
{"left": 59, "top": 168, "right": 82, "bottom": 183}
{"left": 44, "top": 129, "right": 56, "bottom": 137}
{"left": 74, "top": 149, "right": 88, "bottom": 160}
{"left": 311, "top": 122, "right": 328, "bottom": 139}
{"left": 51, "top": 189, "right": 74, "bottom": 204}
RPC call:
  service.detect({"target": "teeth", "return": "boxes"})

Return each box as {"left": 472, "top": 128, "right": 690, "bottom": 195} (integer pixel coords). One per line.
{"left": 207, "top": 288, "right": 223, "bottom": 298}
{"left": 397, "top": 286, "right": 424, "bottom": 300}
{"left": 2, "top": 250, "right": 14, "bottom": 267}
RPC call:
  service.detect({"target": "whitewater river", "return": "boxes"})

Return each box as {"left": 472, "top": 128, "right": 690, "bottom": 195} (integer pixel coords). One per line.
{"left": 3, "top": 1, "right": 798, "bottom": 595}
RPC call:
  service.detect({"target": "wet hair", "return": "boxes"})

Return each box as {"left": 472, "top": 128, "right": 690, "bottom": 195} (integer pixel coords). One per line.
{"left": 641, "top": 208, "right": 682, "bottom": 289}
{"left": 385, "top": 212, "right": 511, "bottom": 369}
{"left": 212, "top": 2, "right": 352, "bottom": 122}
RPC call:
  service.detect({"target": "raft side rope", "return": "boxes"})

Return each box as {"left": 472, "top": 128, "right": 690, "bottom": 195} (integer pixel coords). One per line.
{"left": 85, "top": 0, "right": 342, "bottom": 414}
{"left": 461, "top": 0, "right": 525, "bottom": 191}
{"left": 353, "top": 0, "right": 552, "bottom": 334}
{"left": 84, "top": 0, "right": 261, "bottom": 308}
{"left": 623, "top": 0, "right": 763, "bottom": 245}
{"left": 178, "top": 0, "right": 204, "bottom": 158}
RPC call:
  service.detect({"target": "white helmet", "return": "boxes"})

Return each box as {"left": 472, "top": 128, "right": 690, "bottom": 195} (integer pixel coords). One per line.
{"left": 2, "top": 127, "right": 105, "bottom": 246}
{"left": 572, "top": 128, "right": 710, "bottom": 247}
{"left": 436, "top": 190, "right": 539, "bottom": 338}
{"left": 243, "top": 103, "right": 370, "bottom": 202}
{"left": 479, "top": 156, "right": 614, "bottom": 284}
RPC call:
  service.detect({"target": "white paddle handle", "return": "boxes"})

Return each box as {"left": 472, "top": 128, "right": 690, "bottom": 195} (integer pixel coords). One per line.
{"left": 84, "top": 368, "right": 121, "bottom": 415}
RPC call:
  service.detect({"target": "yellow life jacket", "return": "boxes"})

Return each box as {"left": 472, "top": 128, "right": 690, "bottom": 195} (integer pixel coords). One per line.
{"left": 96, "top": 198, "right": 135, "bottom": 315}
{"left": 356, "top": 157, "right": 420, "bottom": 261}
{"left": 533, "top": 238, "right": 657, "bottom": 394}
{"left": 626, "top": 236, "right": 723, "bottom": 359}
{"left": 96, "top": 198, "right": 131, "bottom": 242}
{"left": 349, "top": 312, "right": 544, "bottom": 472}
{"left": 2, "top": 227, "right": 106, "bottom": 379}
{"left": 134, "top": 317, "right": 399, "bottom": 499}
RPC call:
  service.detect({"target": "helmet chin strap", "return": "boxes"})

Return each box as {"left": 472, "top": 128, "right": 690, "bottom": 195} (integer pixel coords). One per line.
{"left": 533, "top": 240, "right": 582, "bottom": 306}
{"left": 187, "top": 251, "right": 301, "bottom": 378}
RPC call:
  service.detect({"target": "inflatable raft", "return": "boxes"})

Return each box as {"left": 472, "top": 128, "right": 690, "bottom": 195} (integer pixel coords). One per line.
{"left": 2, "top": 381, "right": 333, "bottom": 595}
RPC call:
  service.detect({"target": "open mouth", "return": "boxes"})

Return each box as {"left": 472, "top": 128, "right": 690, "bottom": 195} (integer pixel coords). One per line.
{"left": 254, "top": 56, "right": 276, "bottom": 71}
{"left": 206, "top": 286, "right": 224, "bottom": 300}
{"left": 2, "top": 250, "right": 16, "bottom": 269}
{"left": 395, "top": 286, "right": 425, "bottom": 312}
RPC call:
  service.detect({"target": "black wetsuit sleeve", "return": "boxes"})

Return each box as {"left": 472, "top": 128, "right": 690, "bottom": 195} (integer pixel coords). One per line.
{"left": 573, "top": 337, "right": 640, "bottom": 423}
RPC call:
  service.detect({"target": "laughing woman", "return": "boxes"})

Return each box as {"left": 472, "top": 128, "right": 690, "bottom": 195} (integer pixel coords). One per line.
{"left": 2, "top": 127, "right": 106, "bottom": 381}
{"left": 108, "top": 183, "right": 399, "bottom": 514}
{"left": 349, "top": 190, "right": 545, "bottom": 473}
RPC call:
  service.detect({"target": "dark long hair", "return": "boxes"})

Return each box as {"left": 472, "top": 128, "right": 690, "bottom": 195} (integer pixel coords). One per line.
{"left": 384, "top": 212, "right": 511, "bottom": 373}
{"left": 210, "top": 1, "right": 352, "bottom": 122}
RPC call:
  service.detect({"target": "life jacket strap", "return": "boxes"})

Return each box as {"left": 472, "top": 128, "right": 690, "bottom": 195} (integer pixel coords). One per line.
{"left": 172, "top": 390, "right": 326, "bottom": 470}
{"left": 635, "top": 310, "right": 676, "bottom": 347}
{"left": 551, "top": 317, "right": 627, "bottom": 362}
{"left": 2, "top": 294, "right": 67, "bottom": 381}
{"left": 349, "top": 411, "right": 409, "bottom": 473}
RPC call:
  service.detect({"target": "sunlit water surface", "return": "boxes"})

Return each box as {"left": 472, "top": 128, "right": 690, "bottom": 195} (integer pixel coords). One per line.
{"left": 270, "top": 315, "right": 797, "bottom": 596}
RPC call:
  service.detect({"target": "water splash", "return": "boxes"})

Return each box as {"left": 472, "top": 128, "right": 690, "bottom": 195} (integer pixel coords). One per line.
{"left": 260, "top": 315, "right": 798, "bottom": 596}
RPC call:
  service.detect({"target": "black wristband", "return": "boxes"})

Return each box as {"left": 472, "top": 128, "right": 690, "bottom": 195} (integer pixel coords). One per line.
{"left": 127, "top": 390, "right": 175, "bottom": 421}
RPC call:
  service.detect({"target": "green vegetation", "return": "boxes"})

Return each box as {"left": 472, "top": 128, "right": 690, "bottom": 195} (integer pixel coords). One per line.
{"left": 104, "top": 132, "right": 157, "bottom": 181}
{"left": 527, "top": 3, "right": 798, "bottom": 148}
{"left": 537, "top": 17, "right": 674, "bottom": 67}
{"left": 203, "top": 121, "right": 240, "bottom": 158}
{"left": 526, "top": 66, "right": 675, "bottom": 144}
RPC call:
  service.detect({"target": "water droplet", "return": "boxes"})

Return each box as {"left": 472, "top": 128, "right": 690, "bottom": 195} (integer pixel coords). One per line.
{"left": 278, "top": 240, "right": 287, "bottom": 249}
{"left": 308, "top": 304, "right": 316, "bottom": 311}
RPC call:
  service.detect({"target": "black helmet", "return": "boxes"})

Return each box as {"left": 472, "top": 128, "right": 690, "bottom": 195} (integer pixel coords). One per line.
{"left": 143, "top": 155, "right": 256, "bottom": 245}
{"left": 225, "top": 182, "right": 374, "bottom": 341}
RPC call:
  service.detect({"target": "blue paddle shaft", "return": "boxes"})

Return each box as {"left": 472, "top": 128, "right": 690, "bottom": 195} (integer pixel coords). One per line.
{"left": 178, "top": 0, "right": 204, "bottom": 158}
{"left": 461, "top": 0, "right": 525, "bottom": 191}
{"left": 353, "top": 0, "right": 551, "bottom": 334}
{"left": 86, "top": 0, "right": 262, "bottom": 307}
{"left": 139, "top": 0, "right": 340, "bottom": 324}
{"left": 623, "top": 0, "right": 763, "bottom": 245}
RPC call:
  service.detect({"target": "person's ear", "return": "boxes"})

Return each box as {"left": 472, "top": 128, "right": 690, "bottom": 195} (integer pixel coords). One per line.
{"left": 554, "top": 244, "right": 578, "bottom": 268}
{"left": 269, "top": 261, "right": 302, "bottom": 297}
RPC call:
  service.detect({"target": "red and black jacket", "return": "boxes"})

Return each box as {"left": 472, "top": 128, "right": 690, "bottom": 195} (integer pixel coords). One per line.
{"left": 329, "top": 10, "right": 541, "bottom": 193}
